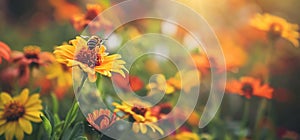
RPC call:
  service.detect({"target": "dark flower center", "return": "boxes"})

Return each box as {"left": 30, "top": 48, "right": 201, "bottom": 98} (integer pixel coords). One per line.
{"left": 75, "top": 48, "right": 101, "bottom": 68}
{"left": 241, "top": 83, "right": 254, "bottom": 98}
{"left": 129, "top": 106, "right": 147, "bottom": 122}
{"left": 85, "top": 10, "right": 99, "bottom": 21}
{"left": 4, "top": 101, "right": 25, "bottom": 121}
{"left": 269, "top": 23, "right": 283, "bottom": 40}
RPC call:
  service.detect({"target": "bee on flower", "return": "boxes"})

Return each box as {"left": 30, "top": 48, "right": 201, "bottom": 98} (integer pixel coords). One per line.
{"left": 53, "top": 36, "right": 128, "bottom": 82}
{"left": 0, "top": 89, "right": 43, "bottom": 140}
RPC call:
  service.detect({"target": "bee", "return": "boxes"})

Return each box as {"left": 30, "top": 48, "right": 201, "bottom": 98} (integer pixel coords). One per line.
{"left": 81, "top": 35, "right": 107, "bottom": 50}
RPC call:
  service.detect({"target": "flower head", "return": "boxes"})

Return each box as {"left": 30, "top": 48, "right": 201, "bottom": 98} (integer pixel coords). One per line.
{"left": 86, "top": 109, "right": 117, "bottom": 131}
{"left": 112, "top": 73, "right": 144, "bottom": 92}
{"left": 54, "top": 36, "right": 127, "bottom": 82}
{"left": 71, "top": 4, "right": 111, "bottom": 33}
{"left": 0, "top": 89, "right": 43, "bottom": 140}
{"left": 0, "top": 41, "right": 11, "bottom": 64}
{"left": 112, "top": 102, "right": 164, "bottom": 135}
{"left": 250, "top": 13, "right": 300, "bottom": 47}
{"left": 226, "top": 77, "right": 274, "bottom": 99}
{"left": 173, "top": 131, "right": 200, "bottom": 140}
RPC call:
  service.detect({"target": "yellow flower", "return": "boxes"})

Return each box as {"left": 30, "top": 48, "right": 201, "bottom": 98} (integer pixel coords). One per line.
{"left": 46, "top": 62, "right": 72, "bottom": 88}
{"left": 53, "top": 36, "right": 128, "bottom": 82}
{"left": 250, "top": 13, "right": 300, "bottom": 47}
{"left": 174, "top": 131, "right": 200, "bottom": 140}
{"left": 147, "top": 70, "right": 200, "bottom": 95}
{"left": 112, "top": 102, "right": 164, "bottom": 135}
{"left": 0, "top": 89, "right": 43, "bottom": 140}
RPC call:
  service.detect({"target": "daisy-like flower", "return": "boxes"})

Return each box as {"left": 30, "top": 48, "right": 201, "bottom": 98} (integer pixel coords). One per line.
{"left": 45, "top": 62, "right": 72, "bottom": 99}
{"left": 250, "top": 13, "right": 300, "bottom": 47}
{"left": 147, "top": 70, "right": 200, "bottom": 95}
{"left": 86, "top": 109, "right": 117, "bottom": 131}
{"left": 0, "top": 89, "right": 43, "bottom": 140}
{"left": 53, "top": 36, "right": 127, "bottom": 82}
{"left": 71, "top": 4, "right": 111, "bottom": 33}
{"left": 173, "top": 131, "right": 200, "bottom": 140}
{"left": 226, "top": 77, "right": 274, "bottom": 99}
{"left": 0, "top": 41, "right": 11, "bottom": 64}
{"left": 112, "top": 102, "right": 164, "bottom": 135}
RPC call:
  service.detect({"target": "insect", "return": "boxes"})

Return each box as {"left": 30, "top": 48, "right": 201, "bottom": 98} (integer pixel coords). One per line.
{"left": 81, "top": 35, "right": 107, "bottom": 50}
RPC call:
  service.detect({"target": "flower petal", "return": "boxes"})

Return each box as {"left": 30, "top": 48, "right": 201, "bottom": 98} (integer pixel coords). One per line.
{"left": 132, "top": 123, "right": 139, "bottom": 133}
{"left": 0, "top": 92, "right": 12, "bottom": 104}
{"left": 15, "top": 125, "right": 24, "bottom": 140}
{"left": 24, "top": 112, "right": 42, "bottom": 123}
{"left": 14, "top": 89, "right": 29, "bottom": 104}
{"left": 18, "top": 118, "right": 33, "bottom": 134}
{"left": 139, "top": 123, "right": 147, "bottom": 134}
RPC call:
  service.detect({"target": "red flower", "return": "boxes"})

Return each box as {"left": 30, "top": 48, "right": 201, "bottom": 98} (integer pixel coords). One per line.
{"left": 86, "top": 109, "right": 117, "bottom": 131}
{"left": 0, "top": 41, "right": 11, "bottom": 64}
{"left": 112, "top": 73, "right": 144, "bottom": 92}
{"left": 226, "top": 77, "right": 274, "bottom": 99}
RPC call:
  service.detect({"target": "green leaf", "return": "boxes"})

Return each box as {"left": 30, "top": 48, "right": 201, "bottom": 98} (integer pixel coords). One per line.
{"left": 41, "top": 115, "right": 53, "bottom": 138}
{"left": 43, "top": 106, "right": 55, "bottom": 129}
{"left": 74, "top": 136, "right": 88, "bottom": 140}
{"left": 54, "top": 121, "right": 65, "bottom": 132}
{"left": 51, "top": 93, "right": 59, "bottom": 114}
{"left": 69, "top": 122, "right": 85, "bottom": 139}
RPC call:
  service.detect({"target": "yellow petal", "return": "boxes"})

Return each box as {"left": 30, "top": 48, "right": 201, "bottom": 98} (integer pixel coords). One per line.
{"left": 26, "top": 105, "right": 43, "bottom": 112}
{"left": 18, "top": 117, "right": 33, "bottom": 134}
{"left": 0, "top": 123, "right": 6, "bottom": 134}
{"left": 15, "top": 88, "right": 29, "bottom": 104}
{"left": 5, "top": 122, "right": 16, "bottom": 140}
{"left": 139, "top": 123, "right": 147, "bottom": 134}
{"left": 25, "top": 94, "right": 41, "bottom": 108}
{"left": 24, "top": 114, "right": 42, "bottom": 123}
{"left": 0, "top": 92, "right": 12, "bottom": 104}
{"left": 132, "top": 123, "right": 139, "bottom": 133}
{"left": 0, "top": 119, "right": 6, "bottom": 126}
{"left": 15, "top": 125, "right": 24, "bottom": 140}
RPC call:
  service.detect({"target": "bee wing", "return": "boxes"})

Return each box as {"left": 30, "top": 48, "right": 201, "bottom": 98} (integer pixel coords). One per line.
{"left": 80, "top": 35, "right": 90, "bottom": 39}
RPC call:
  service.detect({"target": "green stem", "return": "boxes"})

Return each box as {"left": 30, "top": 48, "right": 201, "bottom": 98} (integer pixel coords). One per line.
{"left": 239, "top": 99, "right": 250, "bottom": 140}
{"left": 254, "top": 98, "right": 268, "bottom": 140}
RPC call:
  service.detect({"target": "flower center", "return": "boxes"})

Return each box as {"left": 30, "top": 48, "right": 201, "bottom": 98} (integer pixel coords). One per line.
{"left": 75, "top": 48, "right": 101, "bottom": 68}
{"left": 269, "top": 23, "right": 283, "bottom": 39}
{"left": 129, "top": 106, "right": 147, "bottom": 122}
{"left": 85, "top": 10, "right": 99, "bottom": 21}
{"left": 23, "top": 46, "right": 41, "bottom": 67}
{"left": 241, "top": 83, "right": 253, "bottom": 98}
{"left": 4, "top": 101, "right": 25, "bottom": 121}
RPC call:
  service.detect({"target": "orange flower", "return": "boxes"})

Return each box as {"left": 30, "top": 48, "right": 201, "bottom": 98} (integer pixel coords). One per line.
{"left": 71, "top": 4, "right": 111, "bottom": 33}
{"left": 49, "top": 0, "right": 81, "bottom": 21}
{"left": 250, "top": 13, "right": 300, "bottom": 47}
{"left": 112, "top": 73, "right": 144, "bottom": 92}
{"left": 86, "top": 109, "right": 117, "bottom": 131}
{"left": 54, "top": 36, "right": 127, "bottom": 82}
{"left": 190, "top": 53, "right": 210, "bottom": 74}
{"left": 226, "top": 77, "right": 274, "bottom": 99}
{"left": 0, "top": 41, "right": 11, "bottom": 64}
{"left": 151, "top": 103, "right": 172, "bottom": 119}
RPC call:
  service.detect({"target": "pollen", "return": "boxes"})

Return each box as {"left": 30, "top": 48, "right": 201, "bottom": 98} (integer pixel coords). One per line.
{"left": 75, "top": 48, "right": 102, "bottom": 68}
{"left": 3, "top": 101, "right": 25, "bottom": 121}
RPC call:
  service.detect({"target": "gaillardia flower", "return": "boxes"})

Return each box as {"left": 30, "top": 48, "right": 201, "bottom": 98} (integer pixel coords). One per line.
{"left": 54, "top": 36, "right": 127, "bottom": 82}
{"left": 0, "top": 89, "right": 43, "bottom": 140}
{"left": 0, "top": 41, "right": 11, "bottom": 64}
{"left": 250, "top": 13, "right": 300, "bottom": 47}
{"left": 112, "top": 102, "right": 164, "bottom": 135}
{"left": 86, "top": 109, "right": 117, "bottom": 131}
{"left": 226, "top": 77, "right": 274, "bottom": 99}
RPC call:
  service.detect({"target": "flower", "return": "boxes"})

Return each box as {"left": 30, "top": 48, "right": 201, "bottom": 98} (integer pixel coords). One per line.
{"left": 12, "top": 46, "right": 54, "bottom": 68}
{"left": 49, "top": 0, "right": 81, "bottom": 21}
{"left": 147, "top": 70, "right": 200, "bottom": 95}
{"left": 250, "top": 13, "right": 300, "bottom": 47}
{"left": 112, "top": 102, "right": 164, "bottom": 135}
{"left": 226, "top": 77, "right": 274, "bottom": 99}
{"left": 45, "top": 62, "right": 72, "bottom": 99}
{"left": 0, "top": 89, "right": 43, "bottom": 140}
{"left": 53, "top": 36, "right": 127, "bottom": 82}
{"left": 8, "top": 46, "right": 54, "bottom": 86}
{"left": 71, "top": 4, "right": 111, "bottom": 33}
{"left": 151, "top": 103, "right": 172, "bottom": 119}
{"left": 112, "top": 73, "right": 144, "bottom": 92}
{"left": 0, "top": 41, "right": 11, "bottom": 64}
{"left": 173, "top": 131, "right": 200, "bottom": 140}
{"left": 86, "top": 109, "right": 117, "bottom": 131}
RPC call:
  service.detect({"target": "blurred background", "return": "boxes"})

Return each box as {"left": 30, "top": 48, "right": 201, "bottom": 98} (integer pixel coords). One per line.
{"left": 0, "top": 0, "right": 300, "bottom": 139}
